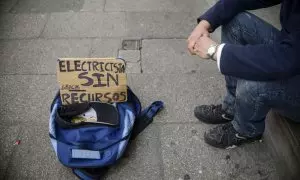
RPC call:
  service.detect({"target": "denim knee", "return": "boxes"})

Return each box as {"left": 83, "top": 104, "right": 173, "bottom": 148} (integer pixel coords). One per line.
{"left": 221, "top": 12, "right": 253, "bottom": 44}
{"left": 222, "top": 12, "right": 252, "bottom": 33}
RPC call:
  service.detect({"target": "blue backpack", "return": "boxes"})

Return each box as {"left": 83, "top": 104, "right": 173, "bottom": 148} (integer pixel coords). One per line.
{"left": 49, "top": 88, "right": 164, "bottom": 179}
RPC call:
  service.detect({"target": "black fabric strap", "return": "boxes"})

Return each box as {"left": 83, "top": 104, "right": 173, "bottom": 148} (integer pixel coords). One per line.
{"left": 130, "top": 101, "right": 164, "bottom": 140}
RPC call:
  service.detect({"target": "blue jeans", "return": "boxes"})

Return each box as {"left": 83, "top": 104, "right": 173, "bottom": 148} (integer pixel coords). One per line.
{"left": 221, "top": 12, "right": 300, "bottom": 137}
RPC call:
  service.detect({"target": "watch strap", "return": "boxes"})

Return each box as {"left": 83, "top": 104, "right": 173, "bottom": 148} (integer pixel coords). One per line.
{"left": 208, "top": 44, "right": 219, "bottom": 61}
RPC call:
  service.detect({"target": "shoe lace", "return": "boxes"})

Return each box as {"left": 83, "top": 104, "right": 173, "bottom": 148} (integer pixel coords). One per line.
{"left": 207, "top": 104, "right": 222, "bottom": 117}
{"left": 221, "top": 123, "right": 234, "bottom": 133}
{"left": 218, "top": 123, "right": 241, "bottom": 145}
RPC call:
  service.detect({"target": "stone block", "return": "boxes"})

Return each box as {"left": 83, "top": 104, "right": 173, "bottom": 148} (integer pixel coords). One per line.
{"left": 90, "top": 38, "right": 121, "bottom": 57}
{"left": 0, "top": 39, "right": 91, "bottom": 74}
{"left": 80, "top": 0, "right": 105, "bottom": 12}
{"left": 10, "top": 0, "right": 84, "bottom": 13}
{"left": 42, "top": 12, "right": 126, "bottom": 38}
{"left": 126, "top": 62, "right": 141, "bottom": 73}
{"left": 142, "top": 39, "right": 218, "bottom": 73}
{"left": 126, "top": 12, "right": 195, "bottom": 38}
{"left": 105, "top": 0, "right": 209, "bottom": 14}
{"left": 0, "top": 14, "right": 47, "bottom": 39}
{"left": 118, "top": 50, "right": 140, "bottom": 62}
{"left": 0, "top": 75, "right": 57, "bottom": 126}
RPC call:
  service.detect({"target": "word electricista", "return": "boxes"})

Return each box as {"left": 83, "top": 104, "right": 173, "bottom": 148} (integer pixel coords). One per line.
{"left": 58, "top": 60, "right": 125, "bottom": 73}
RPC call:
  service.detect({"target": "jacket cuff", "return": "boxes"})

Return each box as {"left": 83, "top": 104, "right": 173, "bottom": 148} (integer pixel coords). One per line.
{"left": 197, "top": 11, "right": 220, "bottom": 32}
{"left": 217, "top": 44, "right": 225, "bottom": 71}
{"left": 219, "top": 44, "right": 230, "bottom": 75}
{"left": 219, "top": 44, "right": 241, "bottom": 76}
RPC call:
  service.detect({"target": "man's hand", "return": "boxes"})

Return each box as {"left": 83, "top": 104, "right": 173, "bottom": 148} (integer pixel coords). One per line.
{"left": 187, "top": 20, "right": 211, "bottom": 55}
{"left": 194, "top": 36, "right": 217, "bottom": 59}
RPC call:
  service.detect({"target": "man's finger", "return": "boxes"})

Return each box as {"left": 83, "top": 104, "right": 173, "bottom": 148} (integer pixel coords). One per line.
{"left": 188, "top": 40, "right": 196, "bottom": 55}
{"left": 187, "top": 37, "right": 190, "bottom": 43}
{"left": 203, "top": 33, "right": 210, "bottom": 37}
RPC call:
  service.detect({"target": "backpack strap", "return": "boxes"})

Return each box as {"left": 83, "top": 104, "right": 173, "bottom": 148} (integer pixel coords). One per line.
{"left": 130, "top": 101, "right": 164, "bottom": 140}
{"left": 73, "top": 167, "right": 109, "bottom": 180}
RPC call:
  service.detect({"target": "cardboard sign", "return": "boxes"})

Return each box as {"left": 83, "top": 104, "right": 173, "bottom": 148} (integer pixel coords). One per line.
{"left": 57, "top": 58, "right": 127, "bottom": 105}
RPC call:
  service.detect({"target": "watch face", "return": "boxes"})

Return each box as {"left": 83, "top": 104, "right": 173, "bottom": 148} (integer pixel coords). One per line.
{"left": 208, "top": 46, "right": 216, "bottom": 56}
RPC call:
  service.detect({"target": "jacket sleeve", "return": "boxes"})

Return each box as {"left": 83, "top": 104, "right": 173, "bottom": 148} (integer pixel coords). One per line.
{"left": 219, "top": 33, "right": 300, "bottom": 81}
{"left": 198, "top": 0, "right": 282, "bottom": 31}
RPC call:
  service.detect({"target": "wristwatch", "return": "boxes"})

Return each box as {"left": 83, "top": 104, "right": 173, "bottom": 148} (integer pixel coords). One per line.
{"left": 207, "top": 44, "right": 219, "bottom": 61}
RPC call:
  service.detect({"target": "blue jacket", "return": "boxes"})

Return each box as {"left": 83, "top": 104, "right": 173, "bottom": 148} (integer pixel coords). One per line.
{"left": 198, "top": 0, "right": 300, "bottom": 81}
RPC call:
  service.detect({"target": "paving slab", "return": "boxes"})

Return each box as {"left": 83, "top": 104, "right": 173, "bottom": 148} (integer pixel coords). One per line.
{"left": 125, "top": 62, "right": 141, "bottom": 73}
{"left": 10, "top": 0, "right": 84, "bottom": 13}
{"left": 105, "top": 0, "right": 209, "bottom": 13}
{"left": 250, "top": 5, "right": 281, "bottom": 30}
{"left": 0, "top": 75, "right": 57, "bottom": 126}
{"left": 127, "top": 73, "right": 224, "bottom": 123}
{"left": 47, "top": 159, "right": 77, "bottom": 180}
{"left": 90, "top": 38, "right": 121, "bottom": 57}
{"left": 80, "top": 0, "right": 105, "bottom": 12}
{"left": 0, "top": 14, "right": 47, "bottom": 39}
{"left": 160, "top": 124, "right": 279, "bottom": 180}
{"left": 0, "top": 0, "right": 18, "bottom": 12}
{"left": 142, "top": 39, "right": 219, "bottom": 73}
{"left": 126, "top": 12, "right": 196, "bottom": 38}
{"left": 205, "top": 0, "right": 218, "bottom": 7}
{"left": 42, "top": 12, "right": 126, "bottom": 38}
{"left": 0, "top": 125, "right": 21, "bottom": 179}
{"left": 0, "top": 39, "right": 91, "bottom": 75}
{"left": 4, "top": 124, "right": 74, "bottom": 179}
{"left": 104, "top": 124, "right": 163, "bottom": 180}
{"left": 118, "top": 50, "right": 140, "bottom": 62}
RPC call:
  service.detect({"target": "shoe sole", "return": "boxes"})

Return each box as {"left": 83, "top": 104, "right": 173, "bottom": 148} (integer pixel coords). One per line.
{"left": 204, "top": 134, "right": 263, "bottom": 149}
{"left": 225, "top": 139, "right": 263, "bottom": 149}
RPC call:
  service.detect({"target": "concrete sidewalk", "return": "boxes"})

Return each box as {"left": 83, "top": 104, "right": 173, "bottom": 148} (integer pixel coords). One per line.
{"left": 0, "top": 0, "right": 282, "bottom": 179}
